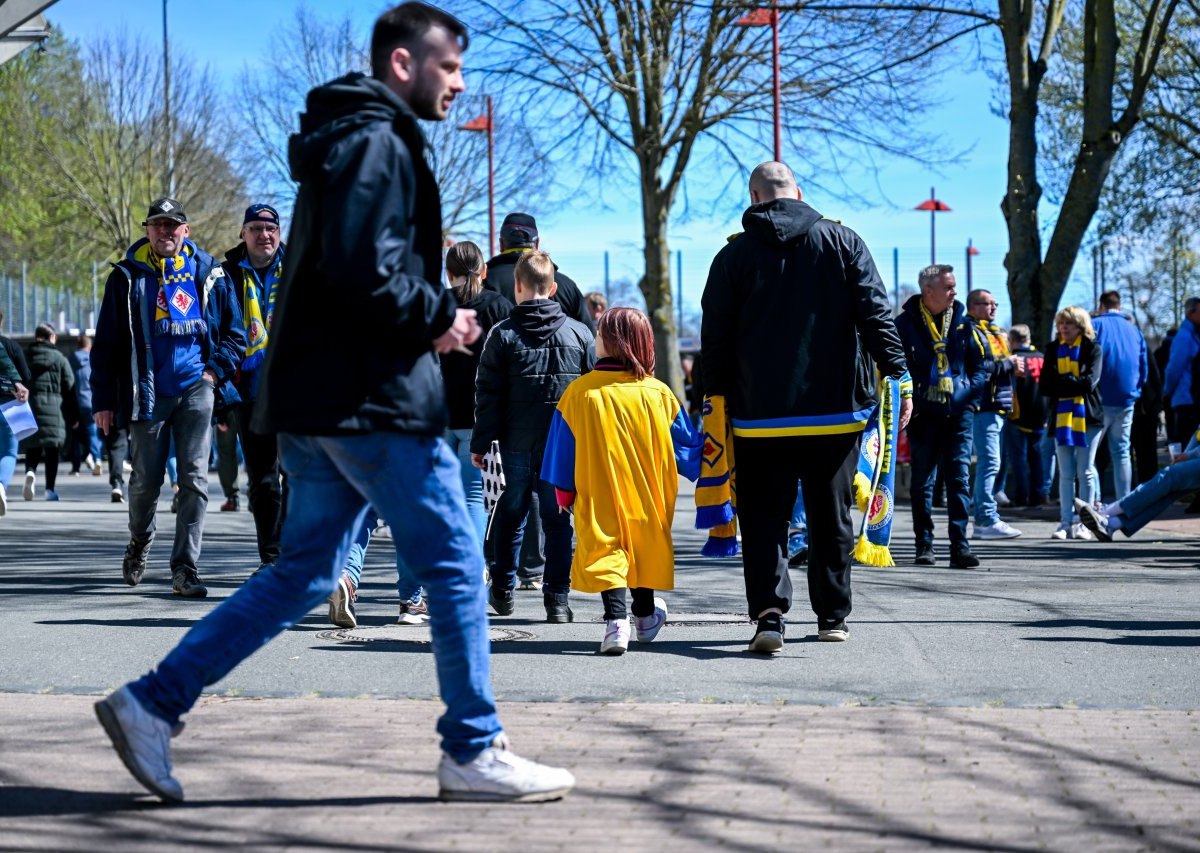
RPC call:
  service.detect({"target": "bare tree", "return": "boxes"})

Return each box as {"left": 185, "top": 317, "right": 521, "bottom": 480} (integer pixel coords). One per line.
{"left": 233, "top": 7, "right": 551, "bottom": 244}
{"left": 466, "top": 0, "right": 967, "bottom": 397}
{"left": 995, "top": 0, "right": 1179, "bottom": 339}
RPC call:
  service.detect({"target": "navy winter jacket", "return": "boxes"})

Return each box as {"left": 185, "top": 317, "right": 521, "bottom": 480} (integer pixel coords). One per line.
{"left": 894, "top": 295, "right": 989, "bottom": 419}
{"left": 91, "top": 243, "right": 246, "bottom": 427}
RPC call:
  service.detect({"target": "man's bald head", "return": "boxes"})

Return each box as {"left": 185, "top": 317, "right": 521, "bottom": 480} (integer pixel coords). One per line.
{"left": 749, "top": 161, "right": 801, "bottom": 204}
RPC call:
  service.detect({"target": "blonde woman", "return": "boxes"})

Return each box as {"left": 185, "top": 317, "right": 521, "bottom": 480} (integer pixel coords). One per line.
{"left": 1038, "top": 306, "right": 1104, "bottom": 539}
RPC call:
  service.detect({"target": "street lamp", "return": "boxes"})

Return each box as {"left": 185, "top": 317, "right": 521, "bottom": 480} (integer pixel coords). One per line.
{"left": 458, "top": 95, "right": 495, "bottom": 256}
{"left": 914, "top": 187, "right": 951, "bottom": 264}
{"left": 966, "top": 240, "right": 980, "bottom": 289}
{"left": 735, "top": 1, "right": 782, "bottom": 162}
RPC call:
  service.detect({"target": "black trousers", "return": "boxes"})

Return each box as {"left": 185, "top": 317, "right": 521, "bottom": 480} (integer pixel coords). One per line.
{"left": 236, "top": 397, "right": 286, "bottom": 566}
{"left": 601, "top": 587, "right": 656, "bottom": 621}
{"left": 25, "top": 446, "right": 60, "bottom": 491}
{"left": 907, "top": 411, "right": 972, "bottom": 547}
{"left": 734, "top": 432, "right": 859, "bottom": 624}
{"left": 1131, "top": 410, "right": 1160, "bottom": 487}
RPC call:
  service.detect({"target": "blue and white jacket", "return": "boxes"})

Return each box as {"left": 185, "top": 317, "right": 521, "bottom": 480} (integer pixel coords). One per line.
{"left": 91, "top": 239, "right": 246, "bottom": 427}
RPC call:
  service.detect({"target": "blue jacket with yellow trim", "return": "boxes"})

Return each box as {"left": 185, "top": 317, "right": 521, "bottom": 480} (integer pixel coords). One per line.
{"left": 895, "top": 295, "right": 989, "bottom": 418}
{"left": 700, "top": 198, "right": 909, "bottom": 437}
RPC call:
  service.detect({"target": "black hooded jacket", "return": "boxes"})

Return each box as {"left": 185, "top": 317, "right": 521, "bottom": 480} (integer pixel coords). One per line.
{"left": 441, "top": 287, "right": 513, "bottom": 430}
{"left": 701, "top": 198, "right": 908, "bottom": 428}
{"left": 252, "top": 73, "right": 458, "bottom": 436}
{"left": 471, "top": 299, "right": 594, "bottom": 460}
{"left": 483, "top": 250, "right": 595, "bottom": 332}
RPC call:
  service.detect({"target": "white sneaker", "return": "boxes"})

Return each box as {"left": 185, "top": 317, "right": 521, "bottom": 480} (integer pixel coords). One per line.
{"left": 599, "top": 618, "right": 630, "bottom": 655}
{"left": 0, "top": 485, "right": 7, "bottom": 517}
{"left": 23, "top": 470, "right": 35, "bottom": 501}
{"left": 633, "top": 597, "right": 668, "bottom": 643}
{"left": 1071, "top": 523, "right": 1095, "bottom": 541}
{"left": 327, "top": 574, "right": 358, "bottom": 628}
{"left": 973, "top": 520, "right": 1022, "bottom": 540}
{"left": 994, "top": 490, "right": 1012, "bottom": 507}
{"left": 93, "top": 460, "right": 103, "bottom": 476}
{"left": 1051, "top": 525, "right": 1070, "bottom": 540}
{"left": 93, "top": 686, "right": 184, "bottom": 802}
{"left": 438, "top": 735, "right": 575, "bottom": 802}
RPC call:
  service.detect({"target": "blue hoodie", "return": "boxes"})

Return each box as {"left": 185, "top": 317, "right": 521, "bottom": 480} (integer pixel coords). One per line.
{"left": 1092, "top": 310, "right": 1147, "bottom": 407}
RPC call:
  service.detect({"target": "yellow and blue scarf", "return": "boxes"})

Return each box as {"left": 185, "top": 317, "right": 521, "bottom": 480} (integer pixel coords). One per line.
{"left": 695, "top": 394, "right": 738, "bottom": 557}
{"left": 1055, "top": 336, "right": 1088, "bottom": 447}
{"left": 852, "top": 376, "right": 903, "bottom": 567}
{"left": 239, "top": 252, "right": 282, "bottom": 371}
{"left": 920, "top": 302, "right": 954, "bottom": 402}
{"left": 127, "top": 239, "right": 205, "bottom": 337}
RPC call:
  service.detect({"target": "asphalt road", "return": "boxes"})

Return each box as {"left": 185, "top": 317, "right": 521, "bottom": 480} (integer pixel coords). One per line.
{"left": 1, "top": 471, "right": 1197, "bottom": 709}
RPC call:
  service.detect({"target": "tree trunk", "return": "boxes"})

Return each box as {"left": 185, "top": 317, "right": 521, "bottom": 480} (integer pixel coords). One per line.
{"left": 639, "top": 178, "right": 684, "bottom": 400}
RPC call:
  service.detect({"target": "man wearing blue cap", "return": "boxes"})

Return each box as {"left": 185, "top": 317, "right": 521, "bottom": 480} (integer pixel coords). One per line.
{"left": 92, "top": 197, "right": 247, "bottom": 598}
{"left": 219, "top": 203, "right": 287, "bottom": 573}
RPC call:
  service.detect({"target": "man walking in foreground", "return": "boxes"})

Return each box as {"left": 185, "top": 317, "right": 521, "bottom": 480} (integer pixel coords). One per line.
{"left": 701, "top": 161, "right": 912, "bottom": 653}
{"left": 94, "top": 3, "right": 573, "bottom": 805}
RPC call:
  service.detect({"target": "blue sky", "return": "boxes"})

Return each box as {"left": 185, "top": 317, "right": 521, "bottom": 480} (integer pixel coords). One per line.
{"left": 43, "top": 0, "right": 1099, "bottom": 326}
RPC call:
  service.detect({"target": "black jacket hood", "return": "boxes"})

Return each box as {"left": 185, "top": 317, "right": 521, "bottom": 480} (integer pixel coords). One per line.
{"left": 288, "top": 73, "right": 417, "bottom": 182}
{"left": 742, "top": 198, "right": 824, "bottom": 246}
{"left": 511, "top": 299, "right": 567, "bottom": 344}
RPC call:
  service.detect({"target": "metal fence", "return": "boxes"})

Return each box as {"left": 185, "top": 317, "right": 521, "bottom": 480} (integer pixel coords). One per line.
{"left": 0, "top": 262, "right": 101, "bottom": 336}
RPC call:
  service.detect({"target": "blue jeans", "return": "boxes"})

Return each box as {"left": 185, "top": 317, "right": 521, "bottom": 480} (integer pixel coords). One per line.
{"left": 1099, "top": 405, "right": 1135, "bottom": 500}
{"left": 1038, "top": 431, "right": 1057, "bottom": 499}
{"left": 970, "top": 410, "right": 1004, "bottom": 525}
{"left": 1117, "top": 456, "right": 1200, "bottom": 536}
{"left": 1055, "top": 426, "right": 1104, "bottom": 527}
{"left": 490, "top": 450, "right": 572, "bottom": 597}
{"left": 444, "top": 428, "right": 486, "bottom": 547}
{"left": 908, "top": 411, "right": 973, "bottom": 546}
{"left": 1004, "top": 423, "right": 1044, "bottom": 506}
{"left": 342, "top": 506, "right": 422, "bottom": 602}
{"left": 129, "top": 432, "right": 501, "bottom": 762}
{"left": 0, "top": 412, "right": 17, "bottom": 489}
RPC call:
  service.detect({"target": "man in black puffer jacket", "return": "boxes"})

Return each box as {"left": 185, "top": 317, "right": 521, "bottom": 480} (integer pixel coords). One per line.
{"left": 471, "top": 250, "right": 595, "bottom": 623}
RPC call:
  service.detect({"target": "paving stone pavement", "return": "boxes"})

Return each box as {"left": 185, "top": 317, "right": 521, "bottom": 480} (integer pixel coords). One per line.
{"left": 1, "top": 694, "right": 1198, "bottom": 851}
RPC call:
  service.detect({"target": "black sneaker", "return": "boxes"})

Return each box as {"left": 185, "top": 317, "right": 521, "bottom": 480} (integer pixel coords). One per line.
{"left": 748, "top": 613, "right": 785, "bottom": 655}
{"left": 489, "top": 587, "right": 514, "bottom": 616}
{"left": 914, "top": 543, "right": 936, "bottom": 566}
{"left": 171, "top": 567, "right": 208, "bottom": 598}
{"left": 949, "top": 545, "right": 980, "bottom": 569}
{"left": 122, "top": 539, "right": 151, "bottom": 587}
{"left": 544, "top": 596, "right": 574, "bottom": 623}
{"left": 818, "top": 620, "right": 849, "bottom": 642}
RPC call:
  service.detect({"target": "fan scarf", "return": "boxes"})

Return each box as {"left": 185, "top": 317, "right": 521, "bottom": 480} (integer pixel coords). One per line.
{"left": 695, "top": 394, "right": 738, "bottom": 557}
{"left": 128, "top": 240, "right": 205, "bottom": 338}
{"left": 239, "top": 254, "right": 282, "bottom": 371}
{"left": 1055, "top": 336, "right": 1088, "bottom": 447}
{"left": 852, "top": 376, "right": 902, "bottom": 567}
{"left": 920, "top": 302, "right": 953, "bottom": 402}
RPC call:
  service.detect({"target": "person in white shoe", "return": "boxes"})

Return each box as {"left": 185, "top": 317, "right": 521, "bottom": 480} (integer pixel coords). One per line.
{"left": 542, "top": 308, "right": 701, "bottom": 656}
{"left": 1039, "top": 306, "right": 1105, "bottom": 541}
{"left": 0, "top": 312, "right": 30, "bottom": 517}
{"left": 964, "top": 291, "right": 1022, "bottom": 541}
{"left": 1074, "top": 432, "right": 1200, "bottom": 541}
{"left": 94, "top": 3, "right": 573, "bottom": 806}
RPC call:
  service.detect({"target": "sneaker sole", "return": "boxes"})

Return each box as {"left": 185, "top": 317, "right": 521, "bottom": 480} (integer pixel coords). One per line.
{"left": 748, "top": 632, "right": 784, "bottom": 654}
{"left": 172, "top": 587, "right": 208, "bottom": 598}
{"left": 545, "top": 612, "right": 573, "bottom": 624}
{"left": 599, "top": 645, "right": 628, "bottom": 656}
{"left": 914, "top": 557, "right": 936, "bottom": 566}
{"left": 396, "top": 614, "right": 430, "bottom": 625}
{"left": 818, "top": 630, "right": 849, "bottom": 642}
{"left": 93, "top": 698, "right": 184, "bottom": 803}
{"left": 974, "top": 532, "right": 1022, "bottom": 540}
{"left": 517, "top": 580, "right": 543, "bottom": 591}
{"left": 328, "top": 594, "right": 357, "bottom": 628}
{"left": 438, "top": 784, "right": 572, "bottom": 803}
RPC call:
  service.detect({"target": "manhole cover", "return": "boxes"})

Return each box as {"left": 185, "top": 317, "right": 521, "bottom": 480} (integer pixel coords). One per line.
{"left": 592, "top": 612, "right": 748, "bottom": 626}
{"left": 316, "top": 626, "right": 537, "bottom": 644}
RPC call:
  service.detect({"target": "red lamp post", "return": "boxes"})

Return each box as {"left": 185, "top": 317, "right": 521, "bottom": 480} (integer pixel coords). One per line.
{"left": 914, "top": 187, "right": 951, "bottom": 264}
{"left": 735, "top": 1, "right": 782, "bottom": 162}
{"left": 966, "top": 240, "right": 980, "bottom": 289}
{"left": 458, "top": 95, "right": 495, "bottom": 256}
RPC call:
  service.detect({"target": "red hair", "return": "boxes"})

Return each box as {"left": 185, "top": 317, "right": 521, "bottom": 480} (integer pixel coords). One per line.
{"left": 597, "top": 307, "right": 655, "bottom": 379}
